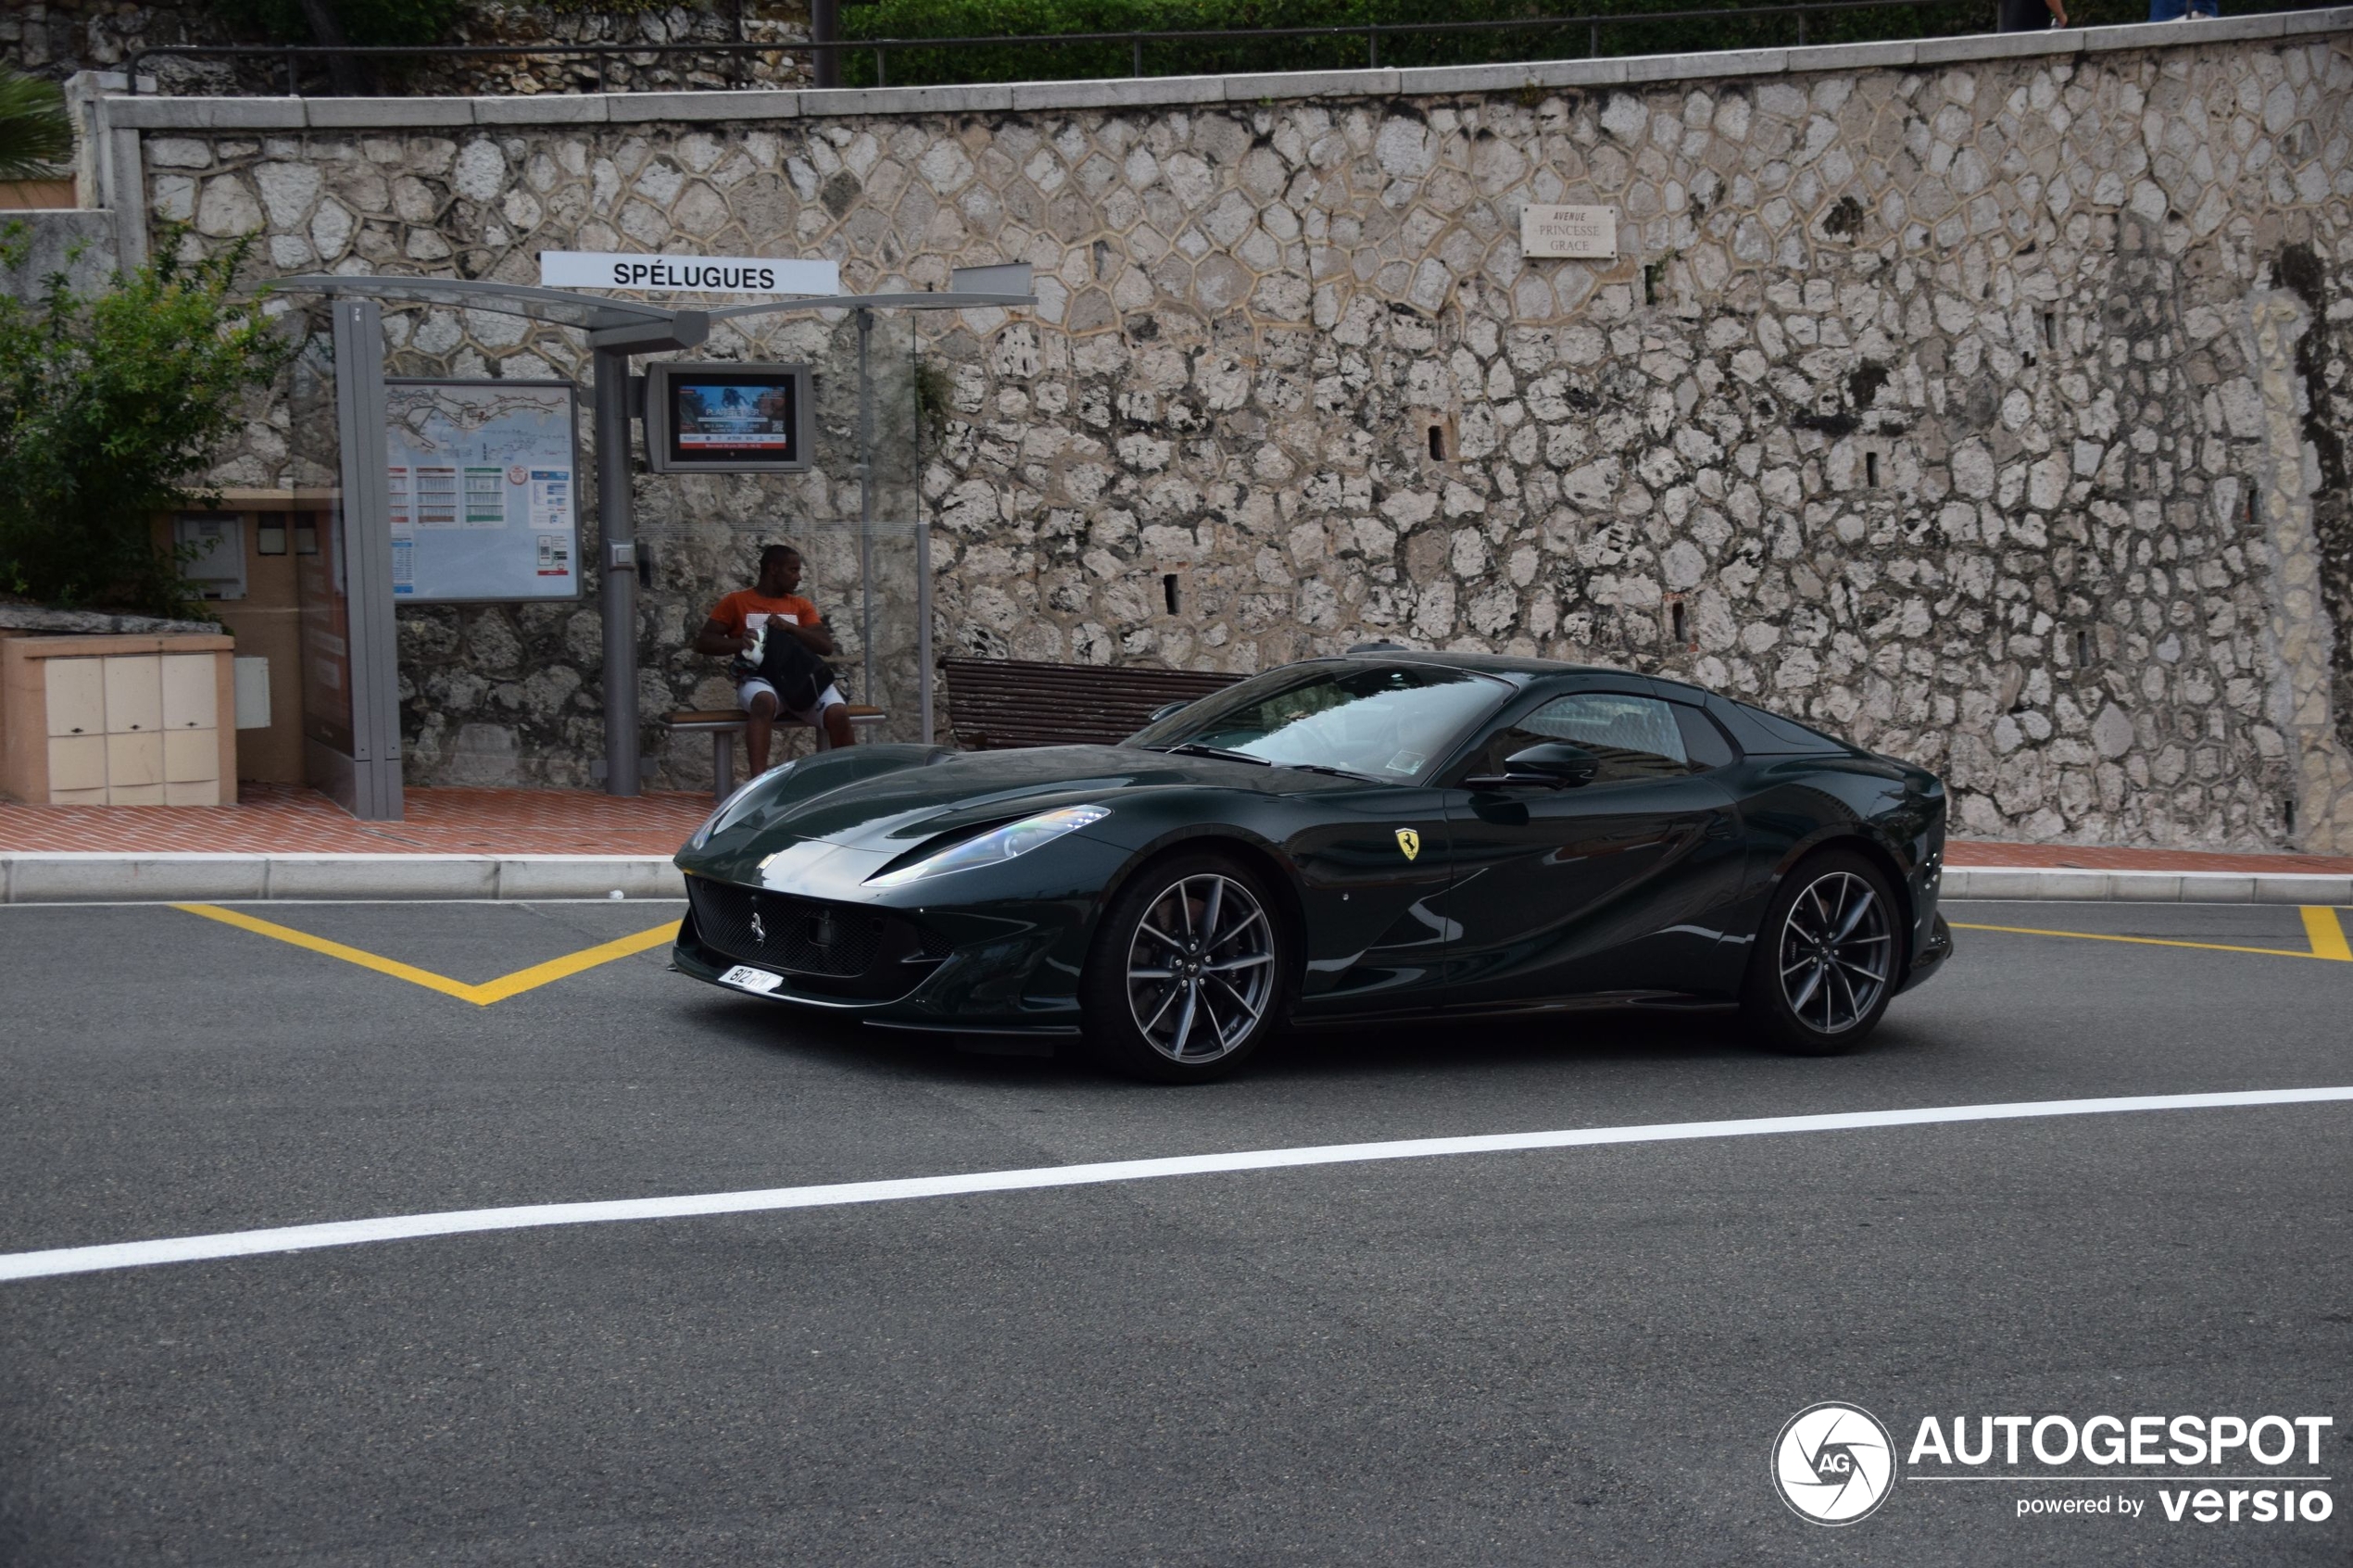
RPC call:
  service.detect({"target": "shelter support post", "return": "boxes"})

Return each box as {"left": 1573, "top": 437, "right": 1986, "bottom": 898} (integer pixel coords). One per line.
{"left": 856, "top": 307, "right": 877, "bottom": 706}
{"left": 327, "top": 299, "right": 405, "bottom": 821}
{"left": 594, "top": 344, "right": 640, "bottom": 797}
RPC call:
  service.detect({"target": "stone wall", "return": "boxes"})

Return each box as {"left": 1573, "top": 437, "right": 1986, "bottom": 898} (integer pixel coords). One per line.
{"left": 7, "top": 0, "right": 815, "bottom": 95}
{"left": 96, "top": 14, "right": 2353, "bottom": 849}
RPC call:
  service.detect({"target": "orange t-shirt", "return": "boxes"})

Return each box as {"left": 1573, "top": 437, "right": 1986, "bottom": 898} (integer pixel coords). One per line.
{"left": 709, "top": 589, "right": 821, "bottom": 641}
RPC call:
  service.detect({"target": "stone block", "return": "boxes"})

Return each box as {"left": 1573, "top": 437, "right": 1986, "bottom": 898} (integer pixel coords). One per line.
{"left": 1912, "top": 31, "right": 2080, "bottom": 67}
{"left": 471, "top": 94, "right": 612, "bottom": 126}
{"left": 2253, "top": 873, "right": 2353, "bottom": 906}
{"left": 1502, "top": 57, "right": 1630, "bottom": 91}
{"left": 1621, "top": 48, "right": 1787, "bottom": 85}
{"left": 494, "top": 856, "right": 686, "bottom": 899}
{"left": 1008, "top": 74, "right": 1228, "bottom": 111}
{"left": 605, "top": 91, "right": 789, "bottom": 123}
{"left": 306, "top": 96, "right": 476, "bottom": 129}
{"left": 117, "top": 96, "right": 307, "bottom": 131}
{"left": 2, "top": 853, "right": 267, "bottom": 903}
{"left": 850, "top": 83, "right": 1017, "bottom": 114}
{"left": 1220, "top": 69, "right": 1399, "bottom": 102}
{"left": 2161, "top": 872, "right": 2257, "bottom": 904}
{"left": 1785, "top": 40, "right": 1918, "bottom": 75}
{"left": 262, "top": 855, "right": 498, "bottom": 899}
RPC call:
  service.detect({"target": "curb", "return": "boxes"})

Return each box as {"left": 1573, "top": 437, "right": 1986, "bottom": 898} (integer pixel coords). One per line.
{"left": 0, "top": 855, "right": 2347, "bottom": 905}
{"left": 1941, "top": 868, "right": 2353, "bottom": 905}
{"left": 0, "top": 854, "right": 686, "bottom": 903}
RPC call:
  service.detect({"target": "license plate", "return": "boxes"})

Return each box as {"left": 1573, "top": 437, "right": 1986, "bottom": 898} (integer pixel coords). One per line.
{"left": 718, "top": 964, "right": 783, "bottom": 996}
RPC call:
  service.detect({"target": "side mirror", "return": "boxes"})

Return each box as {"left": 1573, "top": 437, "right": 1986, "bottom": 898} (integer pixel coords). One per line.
{"left": 1145, "top": 699, "right": 1191, "bottom": 723}
{"left": 1507, "top": 742, "right": 1599, "bottom": 786}
{"left": 1469, "top": 741, "right": 1599, "bottom": 789}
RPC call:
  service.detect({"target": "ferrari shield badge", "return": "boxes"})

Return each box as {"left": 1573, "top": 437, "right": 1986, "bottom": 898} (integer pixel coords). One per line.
{"left": 1394, "top": 828, "right": 1420, "bottom": 861}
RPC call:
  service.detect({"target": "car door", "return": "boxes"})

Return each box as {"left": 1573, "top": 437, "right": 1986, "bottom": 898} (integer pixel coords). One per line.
{"left": 1434, "top": 686, "right": 1748, "bottom": 1005}
{"left": 1286, "top": 784, "right": 1459, "bottom": 1014}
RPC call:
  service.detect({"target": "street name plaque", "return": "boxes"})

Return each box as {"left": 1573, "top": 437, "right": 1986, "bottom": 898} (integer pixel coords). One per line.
{"left": 1519, "top": 205, "right": 1619, "bottom": 259}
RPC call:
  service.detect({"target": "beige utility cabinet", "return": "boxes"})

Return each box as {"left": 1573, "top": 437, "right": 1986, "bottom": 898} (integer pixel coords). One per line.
{"left": 0, "top": 633, "right": 237, "bottom": 805}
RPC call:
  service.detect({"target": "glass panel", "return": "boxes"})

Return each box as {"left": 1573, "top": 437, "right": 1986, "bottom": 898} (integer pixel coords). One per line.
{"left": 285, "top": 314, "right": 356, "bottom": 764}
{"left": 797, "top": 308, "right": 926, "bottom": 746}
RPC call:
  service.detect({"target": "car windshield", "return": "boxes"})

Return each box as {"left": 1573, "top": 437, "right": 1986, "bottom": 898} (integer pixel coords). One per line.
{"left": 1128, "top": 663, "right": 1507, "bottom": 782}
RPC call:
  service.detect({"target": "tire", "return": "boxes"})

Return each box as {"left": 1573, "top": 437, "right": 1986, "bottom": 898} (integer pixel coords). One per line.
{"left": 1080, "top": 851, "right": 1290, "bottom": 1084}
{"left": 1741, "top": 848, "right": 1904, "bottom": 1056}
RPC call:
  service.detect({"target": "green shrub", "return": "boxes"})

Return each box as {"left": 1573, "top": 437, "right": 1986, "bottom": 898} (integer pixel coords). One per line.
{"left": 204, "top": 0, "right": 472, "bottom": 48}
{"left": 837, "top": 0, "right": 2207, "bottom": 84}
{"left": 0, "top": 67, "right": 72, "bottom": 181}
{"left": 0, "top": 228, "right": 297, "bottom": 619}
{"left": 837, "top": 0, "right": 1994, "bottom": 83}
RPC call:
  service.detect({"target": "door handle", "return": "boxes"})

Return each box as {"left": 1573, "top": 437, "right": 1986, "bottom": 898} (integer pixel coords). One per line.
{"left": 1705, "top": 812, "right": 1738, "bottom": 840}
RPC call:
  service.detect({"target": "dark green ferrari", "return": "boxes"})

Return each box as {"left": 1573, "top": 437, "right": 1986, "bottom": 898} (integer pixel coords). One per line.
{"left": 673, "top": 651, "right": 1953, "bottom": 1082}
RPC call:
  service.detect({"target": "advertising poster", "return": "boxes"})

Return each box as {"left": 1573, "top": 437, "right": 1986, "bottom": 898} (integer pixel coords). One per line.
{"left": 673, "top": 377, "right": 797, "bottom": 459}
{"left": 384, "top": 381, "right": 580, "bottom": 601}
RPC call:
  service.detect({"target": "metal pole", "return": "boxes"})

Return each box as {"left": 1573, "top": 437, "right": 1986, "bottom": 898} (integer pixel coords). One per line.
{"left": 594, "top": 345, "right": 640, "bottom": 796}
{"left": 812, "top": 0, "right": 839, "bottom": 86}
{"left": 329, "top": 299, "right": 405, "bottom": 822}
{"left": 914, "top": 338, "right": 933, "bottom": 746}
{"left": 855, "top": 308, "right": 877, "bottom": 709}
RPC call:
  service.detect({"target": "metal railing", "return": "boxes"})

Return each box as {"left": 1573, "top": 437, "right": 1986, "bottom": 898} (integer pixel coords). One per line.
{"left": 124, "top": 0, "right": 2330, "bottom": 94}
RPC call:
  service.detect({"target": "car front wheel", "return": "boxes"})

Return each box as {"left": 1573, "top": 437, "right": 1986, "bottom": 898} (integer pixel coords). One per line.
{"left": 1742, "top": 849, "right": 1903, "bottom": 1055}
{"left": 1080, "top": 852, "right": 1288, "bottom": 1083}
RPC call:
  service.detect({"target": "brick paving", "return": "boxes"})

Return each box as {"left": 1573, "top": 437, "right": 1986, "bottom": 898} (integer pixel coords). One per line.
{"left": 0, "top": 784, "right": 711, "bottom": 857}
{"left": 4, "top": 784, "right": 2351, "bottom": 875}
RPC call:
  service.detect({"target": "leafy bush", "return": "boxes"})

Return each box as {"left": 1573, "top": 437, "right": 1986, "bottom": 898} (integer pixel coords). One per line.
{"left": 837, "top": 0, "right": 2207, "bottom": 84}
{"left": 204, "top": 0, "right": 472, "bottom": 48}
{"left": 0, "top": 229, "right": 297, "bottom": 619}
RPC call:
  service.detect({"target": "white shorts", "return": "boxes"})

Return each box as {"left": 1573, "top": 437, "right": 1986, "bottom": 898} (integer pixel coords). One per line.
{"left": 738, "top": 679, "right": 845, "bottom": 726}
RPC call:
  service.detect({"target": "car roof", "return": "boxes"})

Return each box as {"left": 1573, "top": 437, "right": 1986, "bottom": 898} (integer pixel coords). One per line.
{"left": 1307, "top": 649, "right": 1628, "bottom": 683}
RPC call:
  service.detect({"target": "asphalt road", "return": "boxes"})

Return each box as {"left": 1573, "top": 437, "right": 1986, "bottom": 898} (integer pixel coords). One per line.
{"left": 2, "top": 897, "right": 2347, "bottom": 1565}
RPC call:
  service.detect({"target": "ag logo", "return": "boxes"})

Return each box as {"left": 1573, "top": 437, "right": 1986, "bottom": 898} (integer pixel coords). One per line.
{"left": 1771, "top": 1402, "right": 1895, "bottom": 1525}
{"left": 1394, "top": 828, "right": 1420, "bottom": 861}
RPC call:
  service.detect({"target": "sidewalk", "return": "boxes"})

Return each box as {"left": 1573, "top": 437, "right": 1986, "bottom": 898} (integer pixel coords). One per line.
{"left": 1, "top": 784, "right": 2349, "bottom": 903}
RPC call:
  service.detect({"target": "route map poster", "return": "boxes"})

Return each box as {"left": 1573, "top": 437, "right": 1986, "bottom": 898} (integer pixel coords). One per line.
{"left": 384, "top": 380, "right": 580, "bottom": 602}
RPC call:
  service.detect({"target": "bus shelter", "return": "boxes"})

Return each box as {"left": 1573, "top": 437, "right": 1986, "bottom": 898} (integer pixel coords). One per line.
{"left": 276, "top": 270, "right": 1032, "bottom": 819}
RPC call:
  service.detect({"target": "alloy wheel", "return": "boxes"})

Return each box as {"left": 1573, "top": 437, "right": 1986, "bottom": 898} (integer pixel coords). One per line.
{"left": 1776, "top": 870, "right": 1894, "bottom": 1035}
{"left": 1125, "top": 873, "right": 1276, "bottom": 1063}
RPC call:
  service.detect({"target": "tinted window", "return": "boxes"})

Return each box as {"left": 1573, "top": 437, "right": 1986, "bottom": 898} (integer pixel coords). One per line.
{"left": 1674, "top": 703, "right": 1738, "bottom": 770}
{"left": 1463, "top": 693, "right": 1692, "bottom": 784}
{"left": 1715, "top": 700, "right": 1848, "bottom": 755}
{"left": 1128, "top": 663, "right": 1507, "bottom": 781}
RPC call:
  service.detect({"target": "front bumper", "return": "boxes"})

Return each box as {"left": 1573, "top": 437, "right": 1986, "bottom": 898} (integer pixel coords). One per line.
{"left": 1896, "top": 911, "right": 1954, "bottom": 995}
{"left": 671, "top": 872, "right": 1100, "bottom": 1031}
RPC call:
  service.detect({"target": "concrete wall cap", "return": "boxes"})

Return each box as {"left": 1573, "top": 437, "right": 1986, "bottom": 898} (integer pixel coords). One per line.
{"left": 470, "top": 94, "right": 612, "bottom": 125}
{"left": 306, "top": 96, "right": 476, "bottom": 128}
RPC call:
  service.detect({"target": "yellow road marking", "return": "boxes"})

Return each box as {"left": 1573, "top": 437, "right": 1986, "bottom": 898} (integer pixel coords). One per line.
{"left": 1951, "top": 918, "right": 2350, "bottom": 963}
{"left": 174, "top": 903, "right": 679, "bottom": 1005}
{"left": 2304, "top": 906, "right": 2353, "bottom": 962}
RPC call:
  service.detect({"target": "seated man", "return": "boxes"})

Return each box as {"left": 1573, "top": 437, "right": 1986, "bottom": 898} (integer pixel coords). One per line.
{"left": 693, "top": 544, "right": 853, "bottom": 772}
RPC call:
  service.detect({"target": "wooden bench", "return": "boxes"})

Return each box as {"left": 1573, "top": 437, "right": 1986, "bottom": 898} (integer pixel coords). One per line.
{"left": 939, "top": 658, "right": 1243, "bottom": 751}
{"left": 665, "top": 705, "right": 887, "bottom": 799}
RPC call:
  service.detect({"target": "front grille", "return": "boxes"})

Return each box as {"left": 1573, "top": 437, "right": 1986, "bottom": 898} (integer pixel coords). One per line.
{"left": 686, "top": 878, "right": 951, "bottom": 997}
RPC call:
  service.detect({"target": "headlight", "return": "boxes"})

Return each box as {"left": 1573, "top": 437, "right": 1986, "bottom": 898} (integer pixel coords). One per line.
{"left": 867, "top": 804, "right": 1109, "bottom": 887}
{"left": 687, "top": 760, "right": 798, "bottom": 849}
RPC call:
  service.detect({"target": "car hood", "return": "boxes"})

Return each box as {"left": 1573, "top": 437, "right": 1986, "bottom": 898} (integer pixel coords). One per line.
{"left": 733, "top": 743, "right": 1333, "bottom": 851}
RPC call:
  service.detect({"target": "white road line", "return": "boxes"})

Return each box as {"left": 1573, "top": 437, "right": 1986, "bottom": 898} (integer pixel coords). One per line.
{"left": 4, "top": 1085, "right": 2349, "bottom": 1285}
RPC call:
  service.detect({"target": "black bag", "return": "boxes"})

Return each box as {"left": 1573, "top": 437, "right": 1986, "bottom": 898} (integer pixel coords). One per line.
{"left": 747, "top": 620, "right": 836, "bottom": 713}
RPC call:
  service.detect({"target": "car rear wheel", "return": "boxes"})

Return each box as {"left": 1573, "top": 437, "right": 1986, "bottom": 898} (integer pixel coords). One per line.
{"left": 1742, "top": 849, "right": 1902, "bottom": 1055}
{"left": 1081, "top": 852, "right": 1287, "bottom": 1083}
